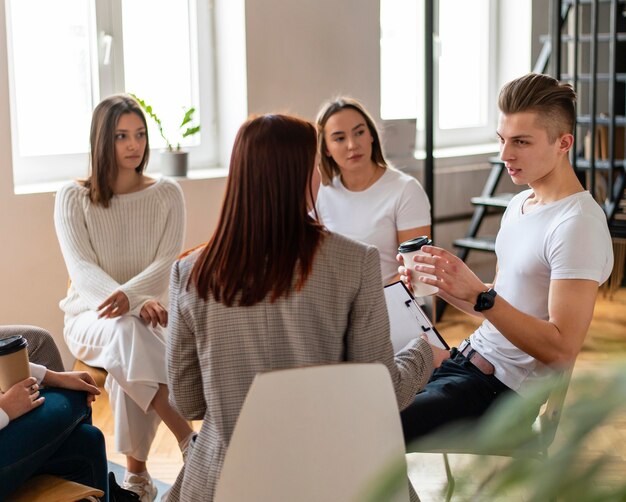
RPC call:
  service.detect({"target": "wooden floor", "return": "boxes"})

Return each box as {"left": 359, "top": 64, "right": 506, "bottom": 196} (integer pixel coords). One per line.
{"left": 92, "top": 287, "right": 626, "bottom": 495}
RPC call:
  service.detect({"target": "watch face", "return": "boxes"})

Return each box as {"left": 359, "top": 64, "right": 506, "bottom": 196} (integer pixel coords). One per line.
{"left": 481, "top": 293, "right": 494, "bottom": 309}
{"left": 475, "top": 289, "right": 496, "bottom": 312}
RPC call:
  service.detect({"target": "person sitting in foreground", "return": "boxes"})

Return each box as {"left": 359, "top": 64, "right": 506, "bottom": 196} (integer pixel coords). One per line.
{"left": 0, "top": 325, "right": 108, "bottom": 501}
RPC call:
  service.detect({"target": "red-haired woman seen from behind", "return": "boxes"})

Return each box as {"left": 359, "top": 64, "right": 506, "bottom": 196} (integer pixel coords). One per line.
{"left": 165, "top": 114, "right": 448, "bottom": 501}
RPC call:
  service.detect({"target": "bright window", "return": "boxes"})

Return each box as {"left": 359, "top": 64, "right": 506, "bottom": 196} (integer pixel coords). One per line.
{"left": 5, "top": 0, "right": 216, "bottom": 188}
{"left": 381, "top": 0, "right": 496, "bottom": 148}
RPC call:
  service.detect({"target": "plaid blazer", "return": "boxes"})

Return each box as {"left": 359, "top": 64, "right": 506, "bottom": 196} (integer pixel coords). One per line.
{"left": 166, "top": 232, "right": 434, "bottom": 501}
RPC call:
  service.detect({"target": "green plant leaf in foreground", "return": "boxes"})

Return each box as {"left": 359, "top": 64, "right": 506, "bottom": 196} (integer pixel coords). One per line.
{"left": 370, "top": 364, "right": 626, "bottom": 501}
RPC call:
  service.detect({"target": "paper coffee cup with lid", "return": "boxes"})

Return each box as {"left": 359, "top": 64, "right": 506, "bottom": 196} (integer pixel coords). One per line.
{"left": 0, "top": 335, "right": 30, "bottom": 393}
{"left": 398, "top": 236, "right": 439, "bottom": 297}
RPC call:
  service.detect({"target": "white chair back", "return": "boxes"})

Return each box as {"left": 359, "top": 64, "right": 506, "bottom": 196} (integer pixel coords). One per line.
{"left": 214, "top": 363, "right": 409, "bottom": 502}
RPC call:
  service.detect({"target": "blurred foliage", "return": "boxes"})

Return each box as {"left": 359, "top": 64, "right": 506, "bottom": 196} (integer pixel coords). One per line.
{"left": 368, "top": 363, "right": 626, "bottom": 501}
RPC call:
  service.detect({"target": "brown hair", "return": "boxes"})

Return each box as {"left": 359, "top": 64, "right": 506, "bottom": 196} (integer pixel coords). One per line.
{"left": 190, "top": 114, "right": 325, "bottom": 307}
{"left": 316, "top": 97, "right": 388, "bottom": 185}
{"left": 83, "top": 94, "right": 150, "bottom": 207}
{"left": 498, "top": 73, "right": 576, "bottom": 142}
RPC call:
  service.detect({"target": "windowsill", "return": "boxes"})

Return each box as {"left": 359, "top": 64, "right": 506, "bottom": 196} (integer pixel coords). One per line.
{"left": 13, "top": 143, "right": 499, "bottom": 195}
{"left": 13, "top": 166, "right": 229, "bottom": 196}
{"left": 413, "top": 142, "right": 499, "bottom": 160}
{"left": 178, "top": 167, "right": 229, "bottom": 180}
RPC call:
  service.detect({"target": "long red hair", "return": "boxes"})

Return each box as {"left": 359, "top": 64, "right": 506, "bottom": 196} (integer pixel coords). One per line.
{"left": 190, "top": 114, "right": 325, "bottom": 306}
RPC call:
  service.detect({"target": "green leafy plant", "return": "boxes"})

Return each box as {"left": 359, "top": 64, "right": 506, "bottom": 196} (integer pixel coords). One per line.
{"left": 443, "top": 368, "right": 626, "bottom": 502}
{"left": 366, "top": 364, "right": 626, "bottom": 502}
{"left": 131, "top": 94, "right": 200, "bottom": 152}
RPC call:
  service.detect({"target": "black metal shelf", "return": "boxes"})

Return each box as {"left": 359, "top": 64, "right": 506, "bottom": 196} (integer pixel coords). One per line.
{"left": 576, "top": 159, "right": 626, "bottom": 170}
{"left": 562, "top": 0, "right": 626, "bottom": 4}
{"left": 540, "top": 33, "right": 626, "bottom": 43}
{"left": 562, "top": 73, "right": 626, "bottom": 82}
{"left": 577, "top": 115, "right": 626, "bottom": 125}
{"left": 610, "top": 219, "right": 626, "bottom": 239}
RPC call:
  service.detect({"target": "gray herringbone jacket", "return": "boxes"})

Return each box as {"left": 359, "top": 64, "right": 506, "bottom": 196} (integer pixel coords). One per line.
{"left": 166, "top": 232, "right": 434, "bottom": 501}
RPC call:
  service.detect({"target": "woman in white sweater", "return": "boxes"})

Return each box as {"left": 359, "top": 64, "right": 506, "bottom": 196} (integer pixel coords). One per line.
{"left": 315, "top": 97, "right": 431, "bottom": 284}
{"left": 54, "top": 94, "right": 194, "bottom": 502}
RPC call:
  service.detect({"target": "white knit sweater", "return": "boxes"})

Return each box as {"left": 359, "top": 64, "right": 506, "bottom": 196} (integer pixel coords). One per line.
{"left": 54, "top": 177, "right": 186, "bottom": 317}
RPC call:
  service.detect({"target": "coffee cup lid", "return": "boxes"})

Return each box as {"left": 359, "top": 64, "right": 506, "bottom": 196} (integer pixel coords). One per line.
{"left": 0, "top": 335, "right": 28, "bottom": 356}
{"left": 398, "top": 236, "right": 432, "bottom": 253}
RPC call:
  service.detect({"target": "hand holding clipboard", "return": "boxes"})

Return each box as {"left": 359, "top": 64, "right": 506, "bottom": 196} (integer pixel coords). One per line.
{"left": 384, "top": 281, "right": 449, "bottom": 352}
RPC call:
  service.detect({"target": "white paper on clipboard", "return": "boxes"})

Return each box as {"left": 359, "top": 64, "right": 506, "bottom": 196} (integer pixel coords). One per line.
{"left": 384, "top": 281, "right": 449, "bottom": 352}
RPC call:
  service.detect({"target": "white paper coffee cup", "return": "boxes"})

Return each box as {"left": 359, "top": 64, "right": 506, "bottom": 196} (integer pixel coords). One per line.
{"left": 398, "top": 237, "right": 439, "bottom": 297}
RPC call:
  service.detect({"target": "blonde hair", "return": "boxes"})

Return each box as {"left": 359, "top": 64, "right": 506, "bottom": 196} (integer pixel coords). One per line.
{"left": 498, "top": 73, "right": 576, "bottom": 143}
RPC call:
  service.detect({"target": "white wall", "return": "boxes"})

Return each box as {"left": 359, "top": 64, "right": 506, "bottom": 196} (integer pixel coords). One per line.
{"left": 244, "top": 0, "right": 380, "bottom": 121}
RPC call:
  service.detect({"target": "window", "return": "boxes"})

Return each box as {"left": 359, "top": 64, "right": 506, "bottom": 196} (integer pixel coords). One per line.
{"left": 381, "top": 0, "right": 497, "bottom": 148}
{"left": 5, "top": 0, "right": 216, "bottom": 189}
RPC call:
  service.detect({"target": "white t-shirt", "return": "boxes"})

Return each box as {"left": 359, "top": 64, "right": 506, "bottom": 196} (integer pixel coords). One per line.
{"left": 470, "top": 189, "right": 614, "bottom": 394}
{"left": 315, "top": 167, "right": 431, "bottom": 283}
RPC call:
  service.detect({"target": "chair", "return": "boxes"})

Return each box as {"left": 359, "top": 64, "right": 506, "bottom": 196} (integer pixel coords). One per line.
{"left": 72, "top": 359, "right": 108, "bottom": 388}
{"left": 214, "top": 363, "right": 411, "bottom": 502}
{"left": 408, "top": 368, "right": 573, "bottom": 502}
{"left": 6, "top": 474, "right": 104, "bottom": 502}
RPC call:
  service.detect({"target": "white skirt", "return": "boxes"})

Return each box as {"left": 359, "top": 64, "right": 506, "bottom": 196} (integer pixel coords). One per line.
{"left": 64, "top": 311, "right": 165, "bottom": 461}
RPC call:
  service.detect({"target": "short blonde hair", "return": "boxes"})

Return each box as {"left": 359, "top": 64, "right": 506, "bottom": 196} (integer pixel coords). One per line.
{"left": 498, "top": 73, "right": 576, "bottom": 143}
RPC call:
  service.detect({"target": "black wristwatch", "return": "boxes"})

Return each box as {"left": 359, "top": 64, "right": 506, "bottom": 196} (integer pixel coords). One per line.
{"left": 474, "top": 288, "right": 497, "bottom": 312}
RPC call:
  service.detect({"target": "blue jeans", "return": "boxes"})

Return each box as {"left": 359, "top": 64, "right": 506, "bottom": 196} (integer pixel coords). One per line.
{"left": 400, "top": 349, "right": 520, "bottom": 444}
{"left": 0, "top": 388, "right": 108, "bottom": 501}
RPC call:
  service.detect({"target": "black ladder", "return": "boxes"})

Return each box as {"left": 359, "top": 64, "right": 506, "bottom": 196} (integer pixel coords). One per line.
{"left": 452, "top": 158, "right": 515, "bottom": 260}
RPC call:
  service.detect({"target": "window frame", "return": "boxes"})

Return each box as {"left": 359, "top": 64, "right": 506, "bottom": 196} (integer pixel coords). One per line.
{"left": 381, "top": 0, "right": 500, "bottom": 150}
{"left": 4, "top": 0, "right": 217, "bottom": 190}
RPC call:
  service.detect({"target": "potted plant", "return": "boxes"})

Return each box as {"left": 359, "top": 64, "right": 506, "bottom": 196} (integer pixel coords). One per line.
{"left": 131, "top": 94, "right": 201, "bottom": 177}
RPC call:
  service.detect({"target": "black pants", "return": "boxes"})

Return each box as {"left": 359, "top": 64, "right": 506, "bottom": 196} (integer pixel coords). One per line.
{"left": 401, "top": 349, "right": 517, "bottom": 444}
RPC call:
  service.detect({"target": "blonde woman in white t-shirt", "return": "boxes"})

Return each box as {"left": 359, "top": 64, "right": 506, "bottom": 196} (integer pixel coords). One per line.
{"left": 54, "top": 94, "right": 195, "bottom": 502}
{"left": 315, "top": 97, "right": 431, "bottom": 284}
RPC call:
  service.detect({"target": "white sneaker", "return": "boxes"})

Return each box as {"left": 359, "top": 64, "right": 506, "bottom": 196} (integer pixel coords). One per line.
{"left": 123, "top": 473, "right": 158, "bottom": 502}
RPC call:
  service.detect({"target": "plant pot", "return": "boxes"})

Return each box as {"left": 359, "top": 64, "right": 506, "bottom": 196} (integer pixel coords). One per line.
{"left": 161, "top": 150, "right": 189, "bottom": 177}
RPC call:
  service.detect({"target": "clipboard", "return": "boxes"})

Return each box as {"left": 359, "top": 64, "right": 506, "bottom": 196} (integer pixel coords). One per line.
{"left": 384, "top": 280, "right": 449, "bottom": 352}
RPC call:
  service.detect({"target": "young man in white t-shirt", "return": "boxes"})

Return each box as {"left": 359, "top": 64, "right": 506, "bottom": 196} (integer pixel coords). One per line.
{"left": 400, "top": 72, "right": 614, "bottom": 442}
